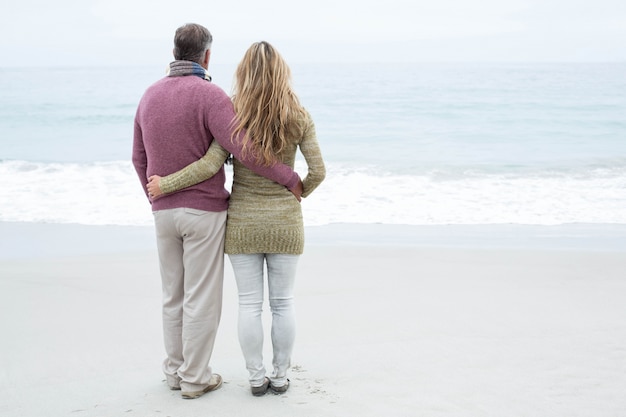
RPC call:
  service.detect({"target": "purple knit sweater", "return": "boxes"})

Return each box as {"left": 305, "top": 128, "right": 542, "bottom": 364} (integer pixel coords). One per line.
{"left": 132, "top": 75, "right": 300, "bottom": 212}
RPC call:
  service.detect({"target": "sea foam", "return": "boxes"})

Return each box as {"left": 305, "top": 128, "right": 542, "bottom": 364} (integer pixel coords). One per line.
{"left": 2, "top": 159, "right": 624, "bottom": 227}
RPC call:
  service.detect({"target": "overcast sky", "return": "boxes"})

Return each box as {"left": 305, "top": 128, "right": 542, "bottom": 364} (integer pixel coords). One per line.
{"left": 1, "top": 0, "right": 625, "bottom": 67}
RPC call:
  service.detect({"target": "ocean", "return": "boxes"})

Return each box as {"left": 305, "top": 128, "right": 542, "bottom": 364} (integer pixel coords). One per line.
{"left": 1, "top": 62, "right": 625, "bottom": 227}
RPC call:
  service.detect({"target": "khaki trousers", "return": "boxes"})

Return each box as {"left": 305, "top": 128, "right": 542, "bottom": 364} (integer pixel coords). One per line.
{"left": 153, "top": 208, "right": 226, "bottom": 392}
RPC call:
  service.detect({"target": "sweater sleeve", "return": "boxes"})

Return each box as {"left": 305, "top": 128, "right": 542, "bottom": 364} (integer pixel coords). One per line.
{"left": 131, "top": 117, "right": 150, "bottom": 200}
{"left": 299, "top": 112, "right": 326, "bottom": 198}
{"left": 208, "top": 92, "right": 301, "bottom": 190}
{"left": 159, "top": 140, "right": 230, "bottom": 194}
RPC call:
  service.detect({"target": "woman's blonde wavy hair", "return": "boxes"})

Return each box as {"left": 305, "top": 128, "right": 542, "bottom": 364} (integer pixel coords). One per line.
{"left": 230, "top": 41, "right": 307, "bottom": 166}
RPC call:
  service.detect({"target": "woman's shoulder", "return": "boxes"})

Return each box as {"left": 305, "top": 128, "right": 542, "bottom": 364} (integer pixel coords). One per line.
{"left": 293, "top": 106, "right": 314, "bottom": 129}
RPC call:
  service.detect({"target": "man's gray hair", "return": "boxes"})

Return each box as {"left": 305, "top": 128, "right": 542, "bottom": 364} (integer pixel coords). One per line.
{"left": 173, "top": 23, "right": 213, "bottom": 63}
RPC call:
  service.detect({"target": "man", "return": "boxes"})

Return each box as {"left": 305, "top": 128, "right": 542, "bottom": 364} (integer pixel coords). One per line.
{"left": 132, "top": 23, "right": 302, "bottom": 400}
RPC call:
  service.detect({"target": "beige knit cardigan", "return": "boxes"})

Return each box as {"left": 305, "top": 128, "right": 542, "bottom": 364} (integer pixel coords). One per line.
{"left": 159, "top": 110, "right": 326, "bottom": 254}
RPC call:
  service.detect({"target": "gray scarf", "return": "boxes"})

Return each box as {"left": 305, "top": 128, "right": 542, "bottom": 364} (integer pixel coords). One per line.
{"left": 167, "top": 60, "right": 212, "bottom": 81}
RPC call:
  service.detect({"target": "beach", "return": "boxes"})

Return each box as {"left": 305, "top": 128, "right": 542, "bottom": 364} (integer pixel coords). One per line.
{"left": 1, "top": 221, "right": 625, "bottom": 417}
{"left": 1, "top": 58, "right": 625, "bottom": 417}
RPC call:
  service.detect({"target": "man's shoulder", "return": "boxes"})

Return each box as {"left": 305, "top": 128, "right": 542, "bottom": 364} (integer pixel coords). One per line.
{"left": 173, "top": 75, "right": 225, "bottom": 89}
{"left": 193, "top": 77, "right": 229, "bottom": 97}
{"left": 138, "top": 76, "right": 231, "bottom": 116}
{"left": 146, "top": 75, "right": 225, "bottom": 90}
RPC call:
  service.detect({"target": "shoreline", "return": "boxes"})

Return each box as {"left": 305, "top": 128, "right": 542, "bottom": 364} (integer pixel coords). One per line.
{"left": 1, "top": 221, "right": 625, "bottom": 261}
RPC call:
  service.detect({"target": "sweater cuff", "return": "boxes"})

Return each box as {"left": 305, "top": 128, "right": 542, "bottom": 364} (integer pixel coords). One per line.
{"left": 285, "top": 172, "right": 301, "bottom": 190}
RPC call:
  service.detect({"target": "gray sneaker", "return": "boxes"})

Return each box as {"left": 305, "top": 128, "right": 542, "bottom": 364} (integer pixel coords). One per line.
{"left": 251, "top": 377, "right": 270, "bottom": 396}
{"left": 270, "top": 379, "right": 290, "bottom": 394}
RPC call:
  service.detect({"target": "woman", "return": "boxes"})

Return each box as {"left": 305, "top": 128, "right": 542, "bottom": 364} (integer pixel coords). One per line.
{"left": 147, "top": 41, "right": 326, "bottom": 396}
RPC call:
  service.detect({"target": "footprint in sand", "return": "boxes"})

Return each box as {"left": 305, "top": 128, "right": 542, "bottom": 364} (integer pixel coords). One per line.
{"left": 291, "top": 364, "right": 338, "bottom": 403}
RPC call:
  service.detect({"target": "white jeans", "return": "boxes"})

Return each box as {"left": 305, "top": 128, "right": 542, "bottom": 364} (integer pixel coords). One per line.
{"left": 228, "top": 253, "right": 299, "bottom": 387}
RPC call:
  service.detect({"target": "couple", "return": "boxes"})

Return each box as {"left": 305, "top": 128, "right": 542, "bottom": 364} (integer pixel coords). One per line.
{"left": 132, "top": 23, "right": 326, "bottom": 399}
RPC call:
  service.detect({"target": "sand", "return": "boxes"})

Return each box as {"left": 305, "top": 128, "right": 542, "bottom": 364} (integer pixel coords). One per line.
{"left": 1, "top": 221, "right": 625, "bottom": 417}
